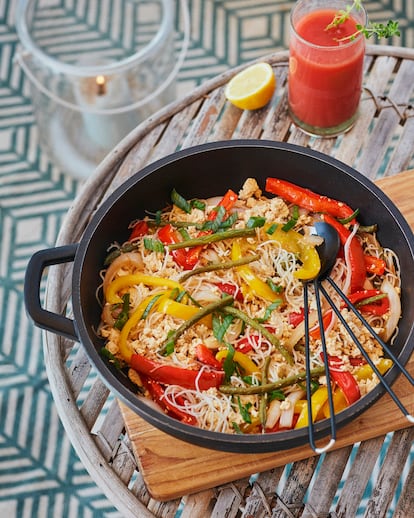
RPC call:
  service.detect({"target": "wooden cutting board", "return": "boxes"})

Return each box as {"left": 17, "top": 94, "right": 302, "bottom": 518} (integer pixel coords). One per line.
{"left": 120, "top": 170, "right": 414, "bottom": 501}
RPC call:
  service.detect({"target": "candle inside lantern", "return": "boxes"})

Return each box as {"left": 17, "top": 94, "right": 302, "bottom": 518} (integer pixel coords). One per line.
{"left": 73, "top": 72, "right": 136, "bottom": 150}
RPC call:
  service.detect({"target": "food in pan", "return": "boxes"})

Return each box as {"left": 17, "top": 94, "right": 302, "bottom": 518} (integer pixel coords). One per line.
{"left": 98, "top": 177, "right": 401, "bottom": 434}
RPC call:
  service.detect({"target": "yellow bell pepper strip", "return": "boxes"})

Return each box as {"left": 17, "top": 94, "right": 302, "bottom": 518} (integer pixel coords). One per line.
{"left": 322, "top": 388, "right": 348, "bottom": 418}
{"left": 105, "top": 273, "right": 183, "bottom": 304}
{"left": 157, "top": 298, "right": 212, "bottom": 327}
{"left": 295, "top": 244, "right": 321, "bottom": 281}
{"left": 237, "top": 416, "right": 262, "bottom": 434}
{"left": 294, "top": 399, "right": 307, "bottom": 415}
{"left": 267, "top": 225, "right": 320, "bottom": 281}
{"left": 118, "top": 293, "right": 166, "bottom": 362}
{"left": 354, "top": 358, "right": 393, "bottom": 381}
{"left": 216, "top": 349, "right": 260, "bottom": 376}
{"left": 231, "top": 241, "right": 283, "bottom": 302}
{"left": 295, "top": 386, "right": 329, "bottom": 429}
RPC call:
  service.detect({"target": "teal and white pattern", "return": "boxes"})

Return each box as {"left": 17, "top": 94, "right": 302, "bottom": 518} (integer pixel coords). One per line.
{"left": 1, "top": 1, "right": 413, "bottom": 516}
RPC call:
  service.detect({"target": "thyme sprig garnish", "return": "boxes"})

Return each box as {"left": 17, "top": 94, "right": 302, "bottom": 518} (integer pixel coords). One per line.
{"left": 326, "top": 0, "right": 400, "bottom": 41}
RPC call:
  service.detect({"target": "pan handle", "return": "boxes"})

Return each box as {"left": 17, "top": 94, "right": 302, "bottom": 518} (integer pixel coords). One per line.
{"left": 24, "top": 244, "right": 79, "bottom": 341}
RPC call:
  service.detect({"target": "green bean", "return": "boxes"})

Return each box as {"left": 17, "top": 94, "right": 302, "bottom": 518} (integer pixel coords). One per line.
{"left": 219, "top": 366, "right": 325, "bottom": 395}
{"left": 179, "top": 254, "right": 260, "bottom": 282}
{"left": 167, "top": 228, "right": 256, "bottom": 251}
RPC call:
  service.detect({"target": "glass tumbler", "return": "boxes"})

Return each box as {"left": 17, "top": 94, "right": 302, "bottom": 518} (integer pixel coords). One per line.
{"left": 288, "top": 0, "right": 367, "bottom": 137}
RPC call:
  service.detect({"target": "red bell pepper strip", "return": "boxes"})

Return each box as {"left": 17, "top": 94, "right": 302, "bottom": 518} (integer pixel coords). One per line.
{"left": 364, "top": 255, "right": 386, "bottom": 275}
{"left": 323, "top": 354, "right": 361, "bottom": 405}
{"left": 129, "top": 220, "right": 149, "bottom": 241}
{"left": 142, "top": 376, "right": 197, "bottom": 425}
{"left": 235, "top": 326, "right": 276, "bottom": 353}
{"left": 309, "top": 311, "right": 333, "bottom": 339}
{"left": 130, "top": 353, "right": 224, "bottom": 390}
{"left": 265, "top": 177, "right": 356, "bottom": 222}
{"left": 349, "top": 357, "right": 367, "bottom": 366}
{"left": 346, "top": 289, "right": 389, "bottom": 316}
{"left": 208, "top": 189, "right": 238, "bottom": 220}
{"left": 288, "top": 308, "right": 305, "bottom": 328}
{"left": 158, "top": 224, "right": 199, "bottom": 270}
{"left": 323, "top": 214, "right": 366, "bottom": 292}
{"left": 196, "top": 344, "right": 222, "bottom": 369}
{"left": 235, "top": 338, "right": 253, "bottom": 354}
{"left": 288, "top": 308, "right": 333, "bottom": 339}
{"left": 215, "top": 282, "right": 244, "bottom": 302}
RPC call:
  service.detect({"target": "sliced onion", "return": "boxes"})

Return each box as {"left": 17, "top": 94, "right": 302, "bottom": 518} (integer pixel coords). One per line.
{"left": 381, "top": 279, "right": 401, "bottom": 341}
{"left": 265, "top": 399, "right": 282, "bottom": 429}
{"left": 101, "top": 303, "right": 115, "bottom": 326}
{"left": 103, "top": 252, "right": 143, "bottom": 294}
{"left": 279, "top": 390, "right": 304, "bottom": 429}
{"left": 287, "top": 311, "right": 319, "bottom": 350}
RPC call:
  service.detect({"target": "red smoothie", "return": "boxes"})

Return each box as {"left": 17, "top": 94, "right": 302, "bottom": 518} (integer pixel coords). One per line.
{"left": 288, "top": 9, "right": 365, "bottom": 132}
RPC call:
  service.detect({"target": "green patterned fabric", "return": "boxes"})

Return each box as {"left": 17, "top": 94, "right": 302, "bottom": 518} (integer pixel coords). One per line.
{"left": 1, "top": 1, "right": 413, "bottom": 517}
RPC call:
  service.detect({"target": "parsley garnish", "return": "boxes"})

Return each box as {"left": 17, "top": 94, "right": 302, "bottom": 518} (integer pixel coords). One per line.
{"left": 113, "top": 293, "right": 130, "bottom": 330}
{"left": 282, "top": 205, "right": 299, "bottom": 232}
{"left": 246, "top": 216, "right": 266, "bottom": 229}
{"left": 100, "top": 347, "right": 123, "bottom": 370}
{"left": 171, "top": 188, "right": 192, "bottom": 213}
{"left": 212, "top": 313, "right": 234, "bottom": 343}
{"left": 143, "top": 237, "right": 165, "bottom": 253}
{"left": 237, "top": 396, "right": 252, "bottom": 423}
{"left": 266, "top": 223, "right": 278, "bottom": 235}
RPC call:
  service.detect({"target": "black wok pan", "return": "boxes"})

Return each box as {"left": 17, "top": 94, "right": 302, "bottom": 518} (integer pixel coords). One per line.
{"left": 24, "top": 140, "right": 414, "bottom": 453}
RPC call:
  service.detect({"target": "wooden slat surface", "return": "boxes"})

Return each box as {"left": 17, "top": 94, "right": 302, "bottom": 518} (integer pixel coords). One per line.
{"left": 120, "top": 170, "right": 414, "bottom": 502}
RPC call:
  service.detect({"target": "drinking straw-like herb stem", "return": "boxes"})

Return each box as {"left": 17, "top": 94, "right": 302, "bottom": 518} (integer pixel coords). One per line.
{"left": 159, "top": 295, "right": 234, "bottom": 355}
{"left": 179, "top": 254, "right": 260, "bottom": 282}
{"left": 167, "top": 228, "right": 256, "bottom": 250}
{"left": 219, "top": 366, "right": 325, "bottom": 395}
{"left": 223, "top": 306, "right": 294, "bottom": 365}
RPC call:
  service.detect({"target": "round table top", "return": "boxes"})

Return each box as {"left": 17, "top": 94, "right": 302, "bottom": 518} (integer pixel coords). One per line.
{"left": 44, "top": 45, "right": 414, "bottom": 518}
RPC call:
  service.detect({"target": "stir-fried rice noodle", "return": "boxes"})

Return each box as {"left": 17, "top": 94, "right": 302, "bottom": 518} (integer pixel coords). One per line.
{"left": 99, "top": 178, "right": 402, "bottom": 434}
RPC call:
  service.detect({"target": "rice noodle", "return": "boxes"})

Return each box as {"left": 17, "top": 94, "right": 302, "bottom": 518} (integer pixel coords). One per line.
{"left": 99, "top": 178, "right": 402, "bottom": 435}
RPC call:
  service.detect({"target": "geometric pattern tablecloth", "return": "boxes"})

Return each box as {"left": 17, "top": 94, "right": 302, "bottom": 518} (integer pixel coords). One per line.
{"left": 1, "top": 1, "right": 413, "bottom": 516}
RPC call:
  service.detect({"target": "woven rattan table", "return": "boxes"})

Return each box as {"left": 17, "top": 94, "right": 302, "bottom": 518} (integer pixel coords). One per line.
{"left": 44, "top": 45, "right": 414, "bottom": 518}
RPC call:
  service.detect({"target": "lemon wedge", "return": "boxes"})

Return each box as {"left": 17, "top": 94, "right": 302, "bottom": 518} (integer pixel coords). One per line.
{"left": 224, "top": 62, "right": 276, "bottom": 110}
